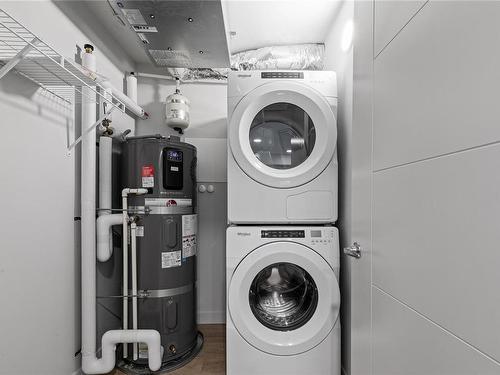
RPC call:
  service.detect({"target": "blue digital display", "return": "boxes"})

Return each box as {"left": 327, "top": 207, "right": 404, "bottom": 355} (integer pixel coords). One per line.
{"left": 167, "top": 150, "right": 183, "bottom": 162}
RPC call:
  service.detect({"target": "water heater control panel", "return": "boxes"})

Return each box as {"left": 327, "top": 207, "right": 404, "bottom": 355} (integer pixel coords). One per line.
{"left": 163, "top": 148, "right": 183, "bottom": 190}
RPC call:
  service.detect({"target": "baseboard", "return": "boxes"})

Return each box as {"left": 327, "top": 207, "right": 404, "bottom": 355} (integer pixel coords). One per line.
{"left": 197, "top": 310, "right": 226, "bottom": 324}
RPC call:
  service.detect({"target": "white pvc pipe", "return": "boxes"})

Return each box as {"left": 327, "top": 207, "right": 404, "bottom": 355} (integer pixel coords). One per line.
{"left": 80, "top": 64, "right": 147, "bottom": 119}
{"left": 121, "top": 192, "right": 129, "bottom": 359}
{"left": 100, "top": 79, "right": 147, "bottom": 119}
{"left": 121, "top": 187, "right": 148, "bottom": 360}
{"left": 81, "top": 46, "right": 160, "bottom": 374}
{"left": 85, "top": 329, "right": 161, "bottom": 374}
{"left": 98, "top": 136, "right": 113, "bottom": 259}
{"left": 126, "top": 72, "right": 138, "bottom": 103}
{"left": 96, "top": 214, "right": 122, "bottom": 262}
{"left": 130, "top": 222, "right": 138, "bottom": 360}
{"left": 81, "top": 46, "right": 99, "bottom": 373}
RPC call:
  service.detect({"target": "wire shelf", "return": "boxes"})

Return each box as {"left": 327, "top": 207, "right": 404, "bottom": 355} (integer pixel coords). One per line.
{"left": 0, "top": 9, "right": 138, "bottom": 151}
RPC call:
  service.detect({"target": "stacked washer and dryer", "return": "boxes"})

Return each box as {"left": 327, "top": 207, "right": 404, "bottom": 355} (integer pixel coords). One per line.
{"left": 226, "top": 70, "right": 341, "bottom": 375}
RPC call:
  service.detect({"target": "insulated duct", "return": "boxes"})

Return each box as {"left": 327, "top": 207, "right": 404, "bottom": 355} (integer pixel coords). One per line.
{"left": 230, "top": 43, "right": 325, "bottom": 71}
{"left": 143, "top": 43, "right": 324, "bottom": 83}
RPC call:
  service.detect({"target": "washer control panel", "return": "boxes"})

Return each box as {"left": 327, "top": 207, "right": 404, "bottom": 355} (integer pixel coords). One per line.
{"left": 261, "top": 230, "right": 305, "bottom": 238}
{"left": 309, "top": 227, "right": 335, "bottom": 245}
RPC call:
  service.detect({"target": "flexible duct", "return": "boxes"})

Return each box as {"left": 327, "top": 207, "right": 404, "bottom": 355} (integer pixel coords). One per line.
{"left": 231, "top": 43, "right": 325, "bottom": 71}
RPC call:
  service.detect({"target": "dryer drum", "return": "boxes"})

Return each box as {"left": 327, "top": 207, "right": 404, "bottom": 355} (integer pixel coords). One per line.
{"left": 249, "top": 262, "right": 319, "bottom": 331}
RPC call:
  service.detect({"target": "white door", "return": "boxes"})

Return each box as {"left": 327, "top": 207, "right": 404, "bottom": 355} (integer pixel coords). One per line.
{"left": 228, "top": 81, "right": 336, "bottom": 188}
{"left": 348, "top": 1, "right": 500, "bottom": 374}
{"left": 228, "top": 242, "right": 340, "bottom": 355}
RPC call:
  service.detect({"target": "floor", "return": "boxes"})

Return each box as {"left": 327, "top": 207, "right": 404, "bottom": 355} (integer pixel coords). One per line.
{"left": 111, "top": 324, "right": 226, "bottom": 375}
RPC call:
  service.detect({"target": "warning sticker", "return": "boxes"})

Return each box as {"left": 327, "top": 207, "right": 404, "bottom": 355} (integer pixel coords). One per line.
{"left": 141, "top": 165, "right": 154, "bottom": 188}
{"left": 162, "top": 250, "right": 181, "bottom": 269}
{"left": 182, "top": 214, "right": 197, "bottom": 258}
{"left": 136, "top": 226, "right": 144, "bottom": 237}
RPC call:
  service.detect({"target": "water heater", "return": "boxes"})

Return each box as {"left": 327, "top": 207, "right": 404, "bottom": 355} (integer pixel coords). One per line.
{"left": 121, "top": 135, "right": 200, "bottom": 370}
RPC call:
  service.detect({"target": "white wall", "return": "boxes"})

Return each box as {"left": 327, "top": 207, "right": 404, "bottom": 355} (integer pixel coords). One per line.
{"left": 0, "top": 2, "right": 134, "bottom": 374}
{"left": 371, "top": 1, "right": 500, "bottom": 373}
{"left": 136, "top": 77, "right": 228, "bottom": 323}
{"left": 324, "top": 1, "right": 354, "bottom": 373}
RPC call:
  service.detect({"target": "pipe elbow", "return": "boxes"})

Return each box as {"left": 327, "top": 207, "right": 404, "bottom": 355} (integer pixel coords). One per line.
{"left": 96, "top": 214, "right": 122, "bottom": 262}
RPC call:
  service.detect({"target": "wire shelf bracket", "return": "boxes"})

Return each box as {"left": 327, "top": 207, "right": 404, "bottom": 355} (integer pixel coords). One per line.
{"left": 0, "top": 9, "right": 143, "bottom": 152}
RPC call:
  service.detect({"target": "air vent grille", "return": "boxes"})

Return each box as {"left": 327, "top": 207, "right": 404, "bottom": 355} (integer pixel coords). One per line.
{"left": 149, "top": 49, "right": 192, "bottom": 67}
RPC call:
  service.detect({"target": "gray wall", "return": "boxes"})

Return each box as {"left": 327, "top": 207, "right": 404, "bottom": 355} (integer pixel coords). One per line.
{"left": 136, "top": 78, "right": 227, "bottom": 323}
{"left": 371, "top": 1, "right": 500, "bottom": 373}
{"left": 0, "top": 2, "right": 134, "bottom": 374}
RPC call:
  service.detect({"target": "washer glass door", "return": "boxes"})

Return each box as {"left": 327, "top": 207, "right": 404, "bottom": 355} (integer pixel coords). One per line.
{"left": 249, "top": 262, "right": 318, "bottom": 331}
{"left": 228, "top": 242, "right": 340, "bottom": 356}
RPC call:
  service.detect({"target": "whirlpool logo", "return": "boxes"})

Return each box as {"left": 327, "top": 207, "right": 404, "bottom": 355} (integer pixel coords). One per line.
{"left": 237, "top": 232, "right": 251, "bottom": 236}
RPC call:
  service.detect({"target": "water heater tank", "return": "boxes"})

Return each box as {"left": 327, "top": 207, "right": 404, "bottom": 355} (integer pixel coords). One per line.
{"left": 121, "top": 135, "right": 200, "bottom": 369}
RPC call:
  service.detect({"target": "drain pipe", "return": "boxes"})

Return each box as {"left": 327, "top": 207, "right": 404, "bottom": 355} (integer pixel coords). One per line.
{"left": 121, "top": 187, "right": 148, "bottom": 360}
{"left": 130, "top": 219, "right": 139, "bottom": 360}
{"left": 97, "top": 135, "right": 119, "bottom": 262}
{"left": 81, "top": 45, "right": 161, "bottom": 374}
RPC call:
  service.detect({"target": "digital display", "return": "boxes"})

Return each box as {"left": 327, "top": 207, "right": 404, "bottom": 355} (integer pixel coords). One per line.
{"left": 261, "top": 230, "right": 305, "bottom": 238}
{"left": 311, "top": 230, "right": 322, "bottom": 238}
{"left": 261, "top": 72, "right": 304, "bottom": 79}
{"left": 167, "top": 149, "right": 183, "bottom": 162}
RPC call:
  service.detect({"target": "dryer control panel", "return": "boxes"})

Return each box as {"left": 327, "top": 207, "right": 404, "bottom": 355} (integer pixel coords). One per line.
{"left": 261, "top": 230, "right": 305, "bottom": 238}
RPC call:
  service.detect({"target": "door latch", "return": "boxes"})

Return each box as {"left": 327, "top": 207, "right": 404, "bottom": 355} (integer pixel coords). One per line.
{"left": 343, "top": 242, "right": 362, "bottom": 259}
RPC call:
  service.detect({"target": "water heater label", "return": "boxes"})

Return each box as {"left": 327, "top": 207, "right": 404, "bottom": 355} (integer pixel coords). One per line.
{"left": 182, "top": 214, "right": 197, "bottom": 258}
{"left": 161, "top": 250, "right": 181, "bottom": 268}
{"left": 136, "top": 226, "right": 144, "bottom": 237}
{"left": 141, "top": 165, "right": 155, "bottom": 188}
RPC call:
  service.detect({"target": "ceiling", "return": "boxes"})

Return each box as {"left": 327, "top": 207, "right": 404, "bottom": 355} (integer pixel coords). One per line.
{"left": 222, "top": 0, "right": 342, "bottom": 54}
{"left": 55, "top": 0, "right": 342, "bottom": 71}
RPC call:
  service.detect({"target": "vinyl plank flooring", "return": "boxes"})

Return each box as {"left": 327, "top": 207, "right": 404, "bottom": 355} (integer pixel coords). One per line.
{"left": 110, "top": 324, "right": 226, "bottom": 375}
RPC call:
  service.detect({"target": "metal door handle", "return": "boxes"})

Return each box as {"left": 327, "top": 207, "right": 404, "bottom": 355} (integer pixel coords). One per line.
{"left": 343, "top": 242, "right": 362, "bottom": 259}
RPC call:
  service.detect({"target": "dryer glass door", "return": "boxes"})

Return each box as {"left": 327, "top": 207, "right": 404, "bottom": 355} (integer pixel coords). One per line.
{"left": 250, "top": 103, "right": 316, "bottom": 170}
{"left": 229, "top": 81, "right": 337, "bottom": 188}
{"left": 228, "top": 242, "right": 340, "bottom": 356}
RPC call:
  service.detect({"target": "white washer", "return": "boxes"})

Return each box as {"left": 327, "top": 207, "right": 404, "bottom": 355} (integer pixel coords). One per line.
{"left": 226, "top": 226, "right": 341, "bottom": 375}
{"left": 227, "top": 70, "right": 338, "bottom": 224}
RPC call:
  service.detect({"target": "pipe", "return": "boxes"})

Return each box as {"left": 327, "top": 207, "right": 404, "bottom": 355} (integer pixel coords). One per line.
{"left": 80, "top": 63, "right": 148, "bottom": 119}
{"left": 81, "top": 45, "right": 160, "bottom": 374}
{"left": 96, "top": 214, "right": 122, "bottom": 262}
{"left": 121, "top": 191, "right": 128, "bottom": 359}
{"left": 81, "top": 44, "right": 99, "bottom": 373}
{"left": 130, "top": 221, "right": 138, "bottom": 360}
{"left": 126, "top": 72, "right": 138, "bottom": 103}
{"left": 84, "top": 329, "right": 161, "bottom": 374}
{"left": 98, "top": 136, "right": 113, "bottom": 260}
{"left": 121, "top": 187, "right": 148, "bottom": 359}
{"left": 100, "top": 79, "right": 148, "bottom": 119}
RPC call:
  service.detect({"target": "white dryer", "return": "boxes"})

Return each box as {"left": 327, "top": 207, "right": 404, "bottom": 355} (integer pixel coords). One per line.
{"left": 227, "top": 70, "right": 338, "bottom": 224}
{"left": 226, "top": 226, "right": 341, "bottom": 375}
